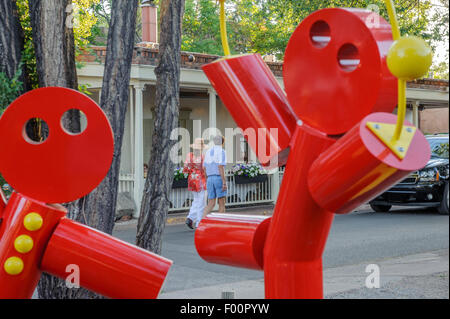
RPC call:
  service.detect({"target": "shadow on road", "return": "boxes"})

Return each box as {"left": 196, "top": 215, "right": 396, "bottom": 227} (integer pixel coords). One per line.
{"left": 358, "top": 206, "right": 445, "bottom": 216}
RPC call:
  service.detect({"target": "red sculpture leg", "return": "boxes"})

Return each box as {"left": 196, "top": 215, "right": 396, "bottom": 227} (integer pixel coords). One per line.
{"left": 41, "top": 218, "right": 173, "bottom": 299}
{"left": 195, "top": 213, "right": 271, "bottom": 270}
{"left": 263, "top": 124, "right": 336, "bottom": 299}
{"left": 0, "top": 192, "right": 66, "bottom": 298}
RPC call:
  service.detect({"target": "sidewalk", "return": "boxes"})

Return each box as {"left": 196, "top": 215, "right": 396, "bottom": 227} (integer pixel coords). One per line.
{"left": 159, "top": 249, "right": 449, "bottom": 299}
{"left": 115, "top": 204, "right": 277, "bottom": 227}
{"left": 116, "top": 203, "right": 375, "bottom": 227}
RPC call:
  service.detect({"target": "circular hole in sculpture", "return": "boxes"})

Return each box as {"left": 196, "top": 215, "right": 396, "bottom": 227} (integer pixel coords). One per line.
{"left": 23, "top": 118, "right": 49, "bottom": 144}
{"left": 61, "top": 109, "right": 87, "bottom": 135}
{"left": 338, "top": 43, "right": 360, "bottom": 72}
{"left": 310, "top": 20, "right": 331, "bottom": 48}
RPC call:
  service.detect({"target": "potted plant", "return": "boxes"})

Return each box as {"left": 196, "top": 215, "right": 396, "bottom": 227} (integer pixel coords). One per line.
{"left": 172, "top": 167, "right": 188, "bottom": 189}
{"left": 232, "top": 163, "right": 268, "bottom": 184}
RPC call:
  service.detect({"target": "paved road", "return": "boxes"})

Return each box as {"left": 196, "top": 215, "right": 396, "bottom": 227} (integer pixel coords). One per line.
{"left": 113, "top": 206, "right": 449, "bottom": 294}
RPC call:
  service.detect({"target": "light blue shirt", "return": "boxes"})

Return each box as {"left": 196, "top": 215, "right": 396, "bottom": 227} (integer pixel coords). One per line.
{"left": 203, "top": 146, "right": 227, "bottom": 177}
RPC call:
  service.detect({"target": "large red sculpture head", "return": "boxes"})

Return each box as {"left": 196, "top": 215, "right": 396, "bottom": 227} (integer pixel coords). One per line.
{"left": 0, "top": 87, "right": 114, "bottom": 204}
{"left": 284, "top": 8, "right": 397, "bottom": 135}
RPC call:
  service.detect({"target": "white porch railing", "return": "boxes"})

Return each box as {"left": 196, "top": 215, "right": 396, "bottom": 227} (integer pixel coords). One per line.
{"left": 119, "top": 167, "right": 285, "bottom": 213}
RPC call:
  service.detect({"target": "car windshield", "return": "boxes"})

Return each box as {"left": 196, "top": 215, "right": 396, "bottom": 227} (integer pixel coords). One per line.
{"left": 427, "top": 137, "right": 449, "bottom": 159}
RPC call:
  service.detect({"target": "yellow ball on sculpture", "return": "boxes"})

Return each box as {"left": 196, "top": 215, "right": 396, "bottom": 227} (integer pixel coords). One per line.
{"left": 14, "top": 235, "right": 34, "bottom": 254}
{"left": 23, "top": 212, "right": 43, "bottom": 231}
{"left": 4, "top": 257, "right": 24, "bottom": 275}
{"left": 387, "top": 36, "right": 432, "bottom": 81}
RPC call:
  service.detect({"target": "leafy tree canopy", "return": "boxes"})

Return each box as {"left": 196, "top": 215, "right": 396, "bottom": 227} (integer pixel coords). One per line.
{"left": 181, "top": 0, "right": 448, "bottom": 78}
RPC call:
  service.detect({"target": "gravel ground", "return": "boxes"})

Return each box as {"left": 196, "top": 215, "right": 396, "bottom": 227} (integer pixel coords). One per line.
{"left": 328, "top": 271, "right": 449, "bottom": 299}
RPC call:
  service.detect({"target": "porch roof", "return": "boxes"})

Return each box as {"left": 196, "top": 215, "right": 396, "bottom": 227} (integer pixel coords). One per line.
{"left": 77, "top": 45, "right": 449, "bottom": 107}
{"left": 78, "top": 46, "right": 447, "bottom": 85}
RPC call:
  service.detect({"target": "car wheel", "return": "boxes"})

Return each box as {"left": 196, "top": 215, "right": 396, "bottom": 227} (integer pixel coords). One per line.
{"left": 370, "top": 203, "right": 392, "bottom": 212}
{"left": 437, "top": 182, "right": 449, "bottom": 215}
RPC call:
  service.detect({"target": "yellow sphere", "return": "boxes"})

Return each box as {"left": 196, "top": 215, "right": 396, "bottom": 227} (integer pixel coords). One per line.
{"left": 23, "top": 212, "right": 43, "bottom": 231}
{"left": 4, "top": 257, "right": 24, "bottom": 275}
{"left": 387, "top": 36, "right": 432, "bottom": 81}
{"left": 14, "top": 235, "right": 34, "bottom": 254}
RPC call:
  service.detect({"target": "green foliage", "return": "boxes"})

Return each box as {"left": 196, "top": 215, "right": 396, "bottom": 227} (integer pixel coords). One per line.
{"left": 14, "top": 0, "right": 105, "bottom": 90}
{"left": 174, "top": 167, "right": 188, "bottom": 181}
{"left": 0, "top": 64, "right": 23, "bottom": 198}
{"left": 0, "top": 66, "right": 23, "bottom": 114}
{"left": 181, "top": 0, "right": 444, "bottom": 64}
{"left": 430, "top": 58, "right": 450, "bottom": 79}
{"left": 16, "top": 0, "right": 38, "bottom": 89}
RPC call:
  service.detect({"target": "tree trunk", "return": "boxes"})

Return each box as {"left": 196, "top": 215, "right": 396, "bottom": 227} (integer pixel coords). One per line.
{"left": 29, "top": 0, "right": 77, "bottom": 89}
{"left": 0, "top": 0, "right": 28, "bottom": 91}
{"left": 69, "top": 0, "right": 139, "bottom": 238}
{"left": 33, "top": 0, "right": 139, "bottom": 298}
{"left": 136, "top": 0, "right": 185, "bottom": 254}
{"left": 29, "top": 0, "right": 80, "bottom": 299}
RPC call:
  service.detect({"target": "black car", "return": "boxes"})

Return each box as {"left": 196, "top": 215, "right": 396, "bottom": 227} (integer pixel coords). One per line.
{"left": 369, "top": 135, "right": 449, "bottom": 215}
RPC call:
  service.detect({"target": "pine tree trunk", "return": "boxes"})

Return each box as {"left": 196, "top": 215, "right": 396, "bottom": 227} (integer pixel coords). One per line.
{"left": 136, "top": 0, "right": 185, "bottom": 254}
{"left": 0, "top": 0, "right": 28, "bottom": 91}
{"left": 33, "top": 0, "right": 139, "bottom": 299}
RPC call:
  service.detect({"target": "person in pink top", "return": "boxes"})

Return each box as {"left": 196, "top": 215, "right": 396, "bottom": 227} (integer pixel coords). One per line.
{"left": 183, "top": 138, "right": 207, "bottom": 229}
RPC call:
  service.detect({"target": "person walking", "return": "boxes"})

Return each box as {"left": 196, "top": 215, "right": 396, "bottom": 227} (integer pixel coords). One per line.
{"left": 184, "top": 138, "right": 207, "bottom": 229}
{"left": 203, "top": 135, "right": 227, "bottom": 217}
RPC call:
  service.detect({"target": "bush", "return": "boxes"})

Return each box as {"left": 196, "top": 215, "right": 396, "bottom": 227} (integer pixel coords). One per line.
{"left": 0, "top": 66, "right": 23, "bottom": 114}
{"left": 174, "top": 167, "right": 188, "bottom": 181}
{"left": 232, "top": 163, "right": 266, "bottom": 177}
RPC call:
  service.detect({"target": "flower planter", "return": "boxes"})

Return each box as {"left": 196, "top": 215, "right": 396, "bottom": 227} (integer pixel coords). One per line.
{"left": 234, "top": 174, "right": 268, "bottom": 185}
{"left": 172, "top": 178, "right": 188, "bottom": 189}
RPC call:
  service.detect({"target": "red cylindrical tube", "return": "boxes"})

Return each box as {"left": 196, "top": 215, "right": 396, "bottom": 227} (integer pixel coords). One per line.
{"left": 41, "top": 218, "right": 172, "bottom": 299}
{"left": 195, "top": 213, "right": 271, "bottom": 270}
{"left": 202, "top": 54, "right": 297, "bottom": 168}
{"left": 308, "top": 112, "right": 431, "bottom": 214}
{"left": 263, "top": 124, "right": 336, "bottom": 299}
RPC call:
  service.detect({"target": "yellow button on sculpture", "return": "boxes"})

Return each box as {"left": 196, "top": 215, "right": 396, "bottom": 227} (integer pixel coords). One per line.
{"left": 387, "top": 36, "right": 432, "bottom": 81}
{"left": 4, "top": 257, "right": 24, "bottom": 275}
{"left": 23, "top": 212, "right": 43, "bottom": 231}
{"left": 14, "top": 235, "right": 34, "bottom": 254}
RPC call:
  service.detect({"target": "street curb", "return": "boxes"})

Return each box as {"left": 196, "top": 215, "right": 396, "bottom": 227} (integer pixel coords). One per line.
{"left": 115, "top": 205, "right": 275, "bottom": 228}
{"left": 166, "top": 215, "right": 188, "bottom": 225}
{"left": 116, "top": 203, "right": 370, "bottom": 227}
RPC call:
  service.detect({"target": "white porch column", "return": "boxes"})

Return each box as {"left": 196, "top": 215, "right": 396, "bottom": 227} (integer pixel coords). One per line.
{"left": 208, "top": 88, "right": 220, "bottom": 211}
{"left": 208, "top": 88, "right": 217, "bottom": 134}
{"left": 134, "top": 84, "right": 145, "bottom": 217}
{"left": 130, "top": 86, "right": 135, "bottom": 168}
{"left": 271, "top": 167, "right": 280, "bottom": 203}
{"left": 413, "top": 100, "right": 420, "bottom": 128}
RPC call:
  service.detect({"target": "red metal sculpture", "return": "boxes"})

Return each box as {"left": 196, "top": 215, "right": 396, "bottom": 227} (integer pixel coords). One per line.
{"left": 196, "top": 8, "right": 431, "bottom": 298}
{"left": 0, "top": 87, "right": 172, "bottom": 299}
